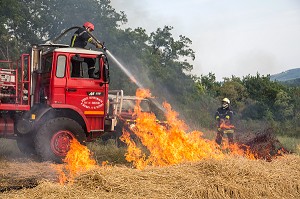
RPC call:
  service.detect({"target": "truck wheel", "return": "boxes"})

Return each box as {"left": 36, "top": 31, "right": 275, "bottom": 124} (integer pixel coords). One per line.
{"left": 16, "top": 134, "right": 36, "bottom": 155}
{"left": 34, "top": 117, "right": 86, "bottom": 163}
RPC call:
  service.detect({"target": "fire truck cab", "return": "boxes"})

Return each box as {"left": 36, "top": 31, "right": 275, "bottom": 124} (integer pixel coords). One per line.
{"left": 0, "top": 44, "right": 122, "bottom": 162}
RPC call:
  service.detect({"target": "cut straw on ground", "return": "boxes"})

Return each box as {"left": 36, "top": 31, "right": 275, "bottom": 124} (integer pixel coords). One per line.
{"left": 1, "top": 154, "right": 299, "bottom": 199}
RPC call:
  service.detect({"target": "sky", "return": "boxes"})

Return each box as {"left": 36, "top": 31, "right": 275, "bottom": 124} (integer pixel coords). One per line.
{"left": 110, "top": 0, "right": 300, "bottom": 81}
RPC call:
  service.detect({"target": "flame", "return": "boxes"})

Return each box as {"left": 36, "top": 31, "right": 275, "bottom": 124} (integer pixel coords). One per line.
{"left": 222, "top": 142, "right": 256, "bottom": 159}
{"left": 120, "top": 103, "right": 224, "bottom": 169}
{"left": 219, "top": 120, "right": 235, "bottom": 130}
{"left": 121, "top": 89, "right": 255, "bottom": 169}
{"left": 58, "top": 139, "right": 97, "bottom": 184}
{"left": 120, "top": 88, "right": 256, "bottom": 169}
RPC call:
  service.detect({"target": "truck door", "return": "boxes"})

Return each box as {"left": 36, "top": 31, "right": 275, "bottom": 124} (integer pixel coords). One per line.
{"left": 65, "top": 54, "right": 108, "bottom": 131}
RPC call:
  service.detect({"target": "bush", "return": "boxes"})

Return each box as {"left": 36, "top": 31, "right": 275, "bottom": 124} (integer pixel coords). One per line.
{"left": 277, "top": 136, "right": 300, "bottom": 154}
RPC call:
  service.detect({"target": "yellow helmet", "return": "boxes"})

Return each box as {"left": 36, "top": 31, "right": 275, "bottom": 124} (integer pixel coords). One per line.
{"left": 222, "top": 98, "right": 230, "bottom": 104}
{"left": 222, "top": 98, "right": 230, "bottom": 108}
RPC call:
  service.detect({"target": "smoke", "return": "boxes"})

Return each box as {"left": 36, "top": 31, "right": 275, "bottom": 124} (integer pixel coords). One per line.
{"left": 234, "top": 50, "right": 279, "bottom": 77}
{"left": 111, "top": 0, "right": 300, "bottom": 81}
{"left": 110, "top": 0, "right": 184, "bottom": 34}
{"left": 0, "top": 139, "right": 28, "bottom": 159}
{"left": 110, "top": 1, "right": 148, "bottom": 26}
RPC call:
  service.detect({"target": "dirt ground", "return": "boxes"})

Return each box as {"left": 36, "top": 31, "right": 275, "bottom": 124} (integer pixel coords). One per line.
{"left": 0, "top": 158, "right": 58, "bottom": 192}
{"left": 0, "top": 139, "right": 59, "bottom": 192}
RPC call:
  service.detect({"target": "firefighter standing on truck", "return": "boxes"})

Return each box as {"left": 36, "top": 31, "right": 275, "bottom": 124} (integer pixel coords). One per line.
{"left": 70, "top": 22, "right": 103, "bottom": 49}
{"left": 215, "top": 98, "right": 234, "bottom": 145}
{"left": 70, "top": 22, "right": 105, "bottom": 78}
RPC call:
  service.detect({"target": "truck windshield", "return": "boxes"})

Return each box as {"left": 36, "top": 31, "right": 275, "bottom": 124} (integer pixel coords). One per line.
{"left": 70, "top": 56, "right": 99, "bottom": 79}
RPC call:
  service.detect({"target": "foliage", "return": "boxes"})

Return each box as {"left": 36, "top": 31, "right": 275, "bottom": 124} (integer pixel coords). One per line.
{"left": 197, "top": 72, "right": 300, "bottom": 137}
{"left": 283, "top": 78, "right": 300, "bottom": 87}
{"left": 243, "top": 74, "right": 284, "bottom": 107}
{"left": 219, "top": 77, "right": 248, "bottom": 112}
{"left": 274, "top": 90, "right": 294, "bottom": 120}
{"left": 277, "top": 136, "right": 300, "bottom": 154}
{"left": 195, "top": 72, "right": 220, "bottom": 96}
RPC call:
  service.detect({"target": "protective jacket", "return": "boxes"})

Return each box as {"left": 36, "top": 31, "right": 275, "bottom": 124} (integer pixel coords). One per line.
{"left": 215, "top": 107, "right": 234, "bottom": 128}
{"left": 70, "top": 27, "right": 96, "bottom": 48}
{"left": 215, "top": 107, "right": 234, "bottom": 145}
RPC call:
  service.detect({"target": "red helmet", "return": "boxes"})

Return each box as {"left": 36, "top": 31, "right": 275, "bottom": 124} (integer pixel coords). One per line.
{"left": 83, "top": 21, "right": 94, "bottom": 31}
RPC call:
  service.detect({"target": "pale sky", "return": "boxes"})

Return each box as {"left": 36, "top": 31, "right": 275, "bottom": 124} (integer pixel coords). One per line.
{"left": 111, "top": 0, "right": 300, "bottom": 80}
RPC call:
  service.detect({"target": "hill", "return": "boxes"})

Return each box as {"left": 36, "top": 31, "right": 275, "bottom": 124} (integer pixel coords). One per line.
{"left": 282, "top": 78, "right": 300, "bottom": 86}
{"left": 270, "top": 68, "right": 300, "bottom": 82}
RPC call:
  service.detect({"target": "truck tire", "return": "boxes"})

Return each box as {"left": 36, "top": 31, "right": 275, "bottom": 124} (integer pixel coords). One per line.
{"left": 16, "top": 134, "right": 36, "bottom": 155}
{"left": 34, "top": 117, "right": 86, "bottom": 163}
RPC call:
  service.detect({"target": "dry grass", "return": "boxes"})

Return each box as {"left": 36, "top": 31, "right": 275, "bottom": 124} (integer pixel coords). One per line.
{"left": 87, "top": 140, "right": 128, "bottom": 165}
{"left": 1, "top": 155, "right": 299, "bottom": 199}
{"left": 277, "top": 136, "right": 300, "bottom": 155}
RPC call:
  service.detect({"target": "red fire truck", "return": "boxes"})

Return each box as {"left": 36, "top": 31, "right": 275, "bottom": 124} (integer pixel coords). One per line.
{"left": 0, "top": 34, "right": 123, "bottom": 162}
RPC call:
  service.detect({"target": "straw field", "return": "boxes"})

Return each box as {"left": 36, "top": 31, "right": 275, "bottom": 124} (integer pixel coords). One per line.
{"left": 0, "top": 154, "right": 299, "bottom": 199}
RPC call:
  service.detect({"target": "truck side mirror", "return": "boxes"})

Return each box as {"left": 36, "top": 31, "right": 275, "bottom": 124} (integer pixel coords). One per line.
{"left": 103, "top": 62, "right": 110, "bottom": 83}
{"left": 102, "top": 55, "right": 110, "bottom": 83}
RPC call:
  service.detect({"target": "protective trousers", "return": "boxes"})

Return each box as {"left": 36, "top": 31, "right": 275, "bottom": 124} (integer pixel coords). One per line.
{"left": 215, "top": 129, "right": 234, "bottom": 145}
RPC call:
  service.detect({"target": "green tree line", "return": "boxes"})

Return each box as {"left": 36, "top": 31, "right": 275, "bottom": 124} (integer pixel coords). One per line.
{"left": 196, "top": 73, "right": 300, "bottom": 137}
{"left": 1, "top": 0, "right": 299, "bottom": 137}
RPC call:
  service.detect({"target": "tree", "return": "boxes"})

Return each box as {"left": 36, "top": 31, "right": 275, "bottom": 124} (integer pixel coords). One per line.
{"left": 274, "top": 90, "right": 294, "bottom": 120}
{"left": 149, "top": 26, "right": 195, "bottom": 72}
{"left": 0, "top": 0, "right": 44, "bottom": 59}
{"left": 218, "top": 77, "right": 248, "bottom": 111}
{"left": 195, "top": 72, "right": 220, "bottom": 97}
{"left": 242, "top": 73, "right": 285, "bottom": 108}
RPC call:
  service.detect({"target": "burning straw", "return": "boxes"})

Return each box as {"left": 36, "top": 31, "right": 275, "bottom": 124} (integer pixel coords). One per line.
{"left": 55, "top": 139, "right": 97, "bottom": 184}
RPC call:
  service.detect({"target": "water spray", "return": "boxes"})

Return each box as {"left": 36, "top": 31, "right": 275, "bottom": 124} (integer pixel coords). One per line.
{"left": 105, "top": 49, "right": 165, "bottom": 113}
{"left": 105, "top": 50, "right": 144, "bottom": 89}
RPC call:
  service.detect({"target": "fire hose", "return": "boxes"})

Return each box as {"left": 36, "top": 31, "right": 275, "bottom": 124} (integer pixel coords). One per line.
{"left": 49, "top": 26, "right": 107, "bottom": 51}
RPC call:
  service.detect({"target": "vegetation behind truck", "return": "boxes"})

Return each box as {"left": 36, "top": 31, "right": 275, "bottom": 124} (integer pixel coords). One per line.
{"left": 0, "top": 42, "right": 122, "bottom": 162}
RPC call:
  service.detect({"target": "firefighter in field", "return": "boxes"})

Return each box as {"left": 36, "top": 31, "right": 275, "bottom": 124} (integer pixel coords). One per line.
{"left": 70, "top": 22, "right": 105, "bottom": 78}
{"left": 215, "top": 98, "right": 235, "bottom": 145}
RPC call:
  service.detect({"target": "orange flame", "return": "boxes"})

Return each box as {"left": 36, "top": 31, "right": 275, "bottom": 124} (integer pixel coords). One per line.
{"left": 220, "top": 121, "right": 235, "bottom": 130}
{"left": 58, "top": 139, "right": 97, "bottom": 184}
{"left": 120, "top": 88, "right": 256, "bottom": 169}
{"left": 222, "top": 142, "right": 256, "bottom": 159}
